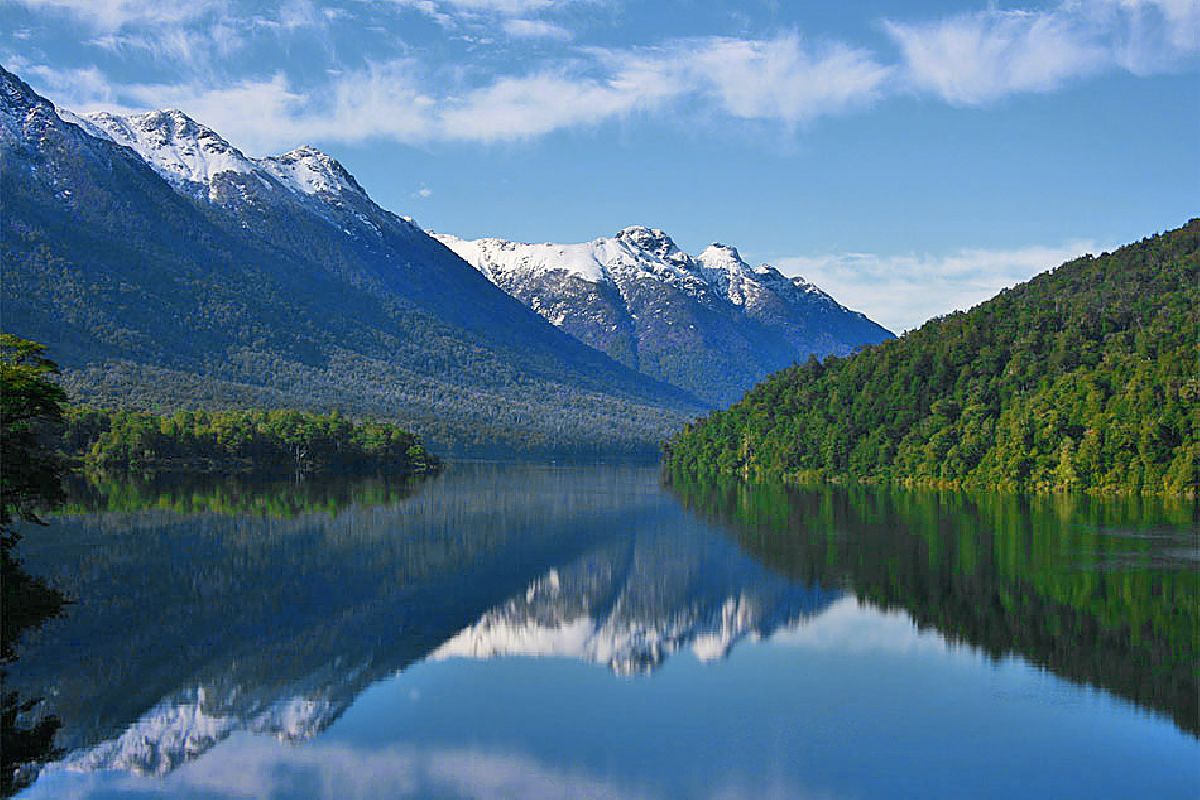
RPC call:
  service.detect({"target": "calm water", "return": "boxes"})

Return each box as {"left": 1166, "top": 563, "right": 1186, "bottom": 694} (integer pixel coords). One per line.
{"left": 5, "top": 463, "right": 1198, "bottom": 799}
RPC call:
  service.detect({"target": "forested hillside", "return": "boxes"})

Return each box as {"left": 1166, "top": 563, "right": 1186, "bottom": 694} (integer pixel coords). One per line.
{"left": 665, "top": 221, "right": 1199, "bottom": 495}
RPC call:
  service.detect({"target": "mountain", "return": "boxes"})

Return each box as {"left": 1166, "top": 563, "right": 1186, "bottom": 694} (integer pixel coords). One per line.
{"left": 435, "top": 227, "right": 892, "bottom": 405}
{"left": 0, "top": 65, "right": 700, "bottom": 455}
{"left": 665, "top": 221, "right": 1200, "bottom": 495}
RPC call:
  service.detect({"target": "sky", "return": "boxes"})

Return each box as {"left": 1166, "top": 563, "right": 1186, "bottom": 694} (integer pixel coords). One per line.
{"left": 2, "top": 0, "right": 1196, "bottom": 331}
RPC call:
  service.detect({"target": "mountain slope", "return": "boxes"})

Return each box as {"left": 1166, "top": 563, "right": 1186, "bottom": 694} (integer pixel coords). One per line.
{"left": 0, "top": 66, "right": 701, "bottom": 454}
{"left": 665, "top": 221, "right": 1199, "bottom": 495}
{"left": 436, "top": 227, "right": 892, "bottom": 405}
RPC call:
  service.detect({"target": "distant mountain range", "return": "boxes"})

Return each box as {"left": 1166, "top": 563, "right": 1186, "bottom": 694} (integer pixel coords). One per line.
{"left": 1, "top": 64, "right": 890, "bottom": 451}
{"left": 437, "top": 228, "right": 891, "bottom": 405}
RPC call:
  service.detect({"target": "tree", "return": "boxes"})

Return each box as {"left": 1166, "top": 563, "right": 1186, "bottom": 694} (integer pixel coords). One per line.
{"left": 0, "top": 334, "right": 68, "bottom": 552}
{"left": 1, "top": 336, "right": 71, "bottom": 795}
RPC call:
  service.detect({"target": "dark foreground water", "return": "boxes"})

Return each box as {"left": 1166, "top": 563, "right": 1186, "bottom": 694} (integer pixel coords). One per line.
{"left": 5, "top": 463, "right": 1198, "bottom": 799}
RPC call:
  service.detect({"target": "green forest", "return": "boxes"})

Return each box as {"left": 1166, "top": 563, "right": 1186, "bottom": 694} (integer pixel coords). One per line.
{"left": 665, "top": 220, "right": 1199, "bottom": 496}
{"left": 60, "top": 407, "right": 439, "bottom": 476}
{"left": 2, "top": 334, "right": 439, "bottom": 478}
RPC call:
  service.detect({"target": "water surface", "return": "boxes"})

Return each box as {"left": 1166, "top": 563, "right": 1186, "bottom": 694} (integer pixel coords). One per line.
{"left": 6, "top": 463, "right": 1198, "bottom": 799}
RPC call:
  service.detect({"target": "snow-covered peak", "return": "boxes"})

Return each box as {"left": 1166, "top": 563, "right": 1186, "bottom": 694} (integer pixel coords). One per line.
{"left": 74, "top": 107, "right": 364, "bottom": 201}
{"left": 436, "top": 226, "right": 712, "bottom": 290}
{"left": 65, "top": 100, "right": 376, "bottom": 213}
{"left": 1, "top": 65, "right": 45, "bottom": 118}
{"left": 698, "top": 242, "right": 745, "bottom": 270}
{"left": 697, "top": 242, "right": 753, "bottom": 277}
{"left": 434, "top": 233, "right": 611, "bottom": 284}
{"left": 697, "top": 242, "right": 780, "bottom": 307}
{"left": 616, "top": 225, "right": 686, "bottom": 262}
{"left": 1, "top": 66, "right": 68, "bottom": 144}
{"left": 431, "top": 561, "right": 837, "bottom": 676}
{"left": 83, "top": 109, "right": 257, "bottom": 188}
{"left": 788, "top": 274, "right": 836, "bottom": 301}
{"left": 259, "top": 145, "right": 363, "bottom": 197}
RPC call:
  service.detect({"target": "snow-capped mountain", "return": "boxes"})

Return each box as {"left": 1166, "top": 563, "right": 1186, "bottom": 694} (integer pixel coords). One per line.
{"left": 436, "top": 227, "right": 893, "bottom": 405}
{"left": 78, "top": 109, "right": 259, "bottom": 195}
{"left": 0, "top": 65, "right": 700, "bottom": 453}
{"left": 81, "top": 109, "right": 365, "bottom": 203}
{"left": 3, "top": 61, "right": 887, "bottom": 417}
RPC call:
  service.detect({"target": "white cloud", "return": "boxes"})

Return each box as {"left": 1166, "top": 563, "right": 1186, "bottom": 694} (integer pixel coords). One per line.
{"left": 1097, "top": 0, "right": 1200, "bottom": 71}
{"left": 12, "top": 2, "right": 1198, "bottom": 150}
{"left": 885, "top": 10, "right": 1105, "bottom": 104}
{"left": 9, "top": 0, "right": 333, "bottom": 68}
{"left": 886, "top": 0, "right": 1200, "bottom": 104}
{"left": 8, "top": 0, "right": 225, "bottom": 30}
{"left": 12, "top": 61, "right": 121, "bottom": 104}
{"left": 676, "top": 34, "right": 892, "bottom": 124}
{"left": 444, "top": 0, "right": 555, "bottom": 13}
{"left": 387, "top": 0, "right": 566, "bottom": 29}
{"left": 417, "top": 186, "right": 433, "bottom": 197}
{"left": 38, "top": 61, "right": 435, "bottom": 153}
{"left": 24, "top": 31, "right": 891, "bottom": 150}
{"left": 84, "top": 21, "right": 247, "bottom": 67}
{"left": 774, "top": 240, "right": 1101, "bottom": 333}
{"left": 502, "top": 18, "right": 573, "bottom": 40}
{"left": 437, "top": 66, "right": 678, "bottom": 141}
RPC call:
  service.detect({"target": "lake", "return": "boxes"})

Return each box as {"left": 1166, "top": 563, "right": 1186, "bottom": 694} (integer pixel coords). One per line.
{"left": 5, "top": 462, "right": 1198, "bottom": 799}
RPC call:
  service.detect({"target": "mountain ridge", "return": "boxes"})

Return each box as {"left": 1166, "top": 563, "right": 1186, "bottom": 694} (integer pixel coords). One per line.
{"left": 436, "top": 226, "right": 893, "bottom": 405}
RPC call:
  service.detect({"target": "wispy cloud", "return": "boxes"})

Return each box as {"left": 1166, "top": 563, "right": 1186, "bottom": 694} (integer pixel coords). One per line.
{"left": 885, "top": 10, "right": 1105, "bottom": 104}
{"left": 668, "top": 34, "right": 892, "bottom": 124}
{"left": 9, "top": 0, "right": 335, "bottom": 69}
{"left": 502, "top": 18, "right": 573, "bottom": 40}
{"left": 440, "top": 0, "right": 556, "bottom": 13}
{"left": 8, "top": 1, "right": 1199, "bottom": 150}
{"left": 9, "top": 0, "right": 226, "bottom": 30}
{"left": 885, "top": 0, "right": 1200, "bottom": 104}
{"left": 436, "top": 69, "right": 674, "bottom": 141}
{"left": 23, "top": 32, "right": 891, "bottom": 150}
{"left": 387, "top": 0, "right": 573, "bottom": 30}
{"left": 774, "top": 240, "right": 1101, "bottom": 333}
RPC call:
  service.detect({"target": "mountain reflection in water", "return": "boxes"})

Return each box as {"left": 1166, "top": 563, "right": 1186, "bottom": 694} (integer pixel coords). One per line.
{"left": 6, "top": 463, "right": 1197, "bottom": 799}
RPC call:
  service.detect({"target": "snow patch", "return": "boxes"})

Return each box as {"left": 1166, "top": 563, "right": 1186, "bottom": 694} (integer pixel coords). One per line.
{"left": 259, "top": 145, "right": 362, "bottom": 196}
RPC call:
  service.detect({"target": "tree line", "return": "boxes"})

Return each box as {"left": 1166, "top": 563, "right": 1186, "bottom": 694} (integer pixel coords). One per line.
{"left": 62, "top": 407, "right": 439, "bottom": 475}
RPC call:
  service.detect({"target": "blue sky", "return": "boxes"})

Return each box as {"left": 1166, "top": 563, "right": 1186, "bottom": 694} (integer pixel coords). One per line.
{"left": 2, "top": 0, "right": 1196, "bottom": 330}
